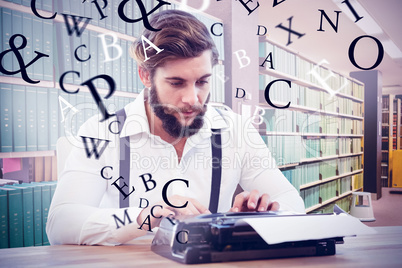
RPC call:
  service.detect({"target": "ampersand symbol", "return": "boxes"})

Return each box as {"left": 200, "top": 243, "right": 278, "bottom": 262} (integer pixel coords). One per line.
{"left": 0, "top": 34, "right": 49, "bottom": 84}
{"left": 118, "top": 0, "right": 171, "bottom": 32}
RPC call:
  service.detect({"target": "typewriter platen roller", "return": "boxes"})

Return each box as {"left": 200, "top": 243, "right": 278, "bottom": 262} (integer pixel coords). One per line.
{"left": 151, "top": 211, "right": 344, "bottom": 264}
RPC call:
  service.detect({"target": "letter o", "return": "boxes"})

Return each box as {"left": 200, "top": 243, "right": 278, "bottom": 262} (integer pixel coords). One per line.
{"left": 348, "top": 35, "right": 384, "bottom": 70}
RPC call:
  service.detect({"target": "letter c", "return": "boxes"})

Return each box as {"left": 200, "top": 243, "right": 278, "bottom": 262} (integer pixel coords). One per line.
{"left": 211, "top": 23, "right": 223, "bottom": 36}
{"left": 101, "top": 166, "right": 113, "bottom": 180}
{"left": 162, "top": 179, "right": 189, "bottom": 208}
{"left": 176, "top": 230, "right": 189, "bottom": 244}
{"left": 59, "top": 71, "right": 80, "bottom": 94}
{"left": 150, "top": 205, "right": 163, "bottom": 219}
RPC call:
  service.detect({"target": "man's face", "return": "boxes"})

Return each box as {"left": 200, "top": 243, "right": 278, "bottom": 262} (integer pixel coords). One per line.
{"left": 148, "top": 50, "right": 213, "bottom": 138}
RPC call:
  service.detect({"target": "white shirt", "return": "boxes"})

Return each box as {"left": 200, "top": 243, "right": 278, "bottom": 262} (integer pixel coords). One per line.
{"left": 47, "top": 90, "right": 305, "bottom": 246}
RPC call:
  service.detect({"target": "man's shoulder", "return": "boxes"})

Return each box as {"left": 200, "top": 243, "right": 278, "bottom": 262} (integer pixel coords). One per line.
{"left": 78, "top": 111, "right": 124, "bottom": 141}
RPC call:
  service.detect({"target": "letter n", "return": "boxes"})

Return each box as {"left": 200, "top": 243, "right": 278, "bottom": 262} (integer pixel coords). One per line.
{"left": 80, "top": 136, "right": 111, "bottom": 159}
{"left": 317, "top": 10, "right": 342, "bottom": 33}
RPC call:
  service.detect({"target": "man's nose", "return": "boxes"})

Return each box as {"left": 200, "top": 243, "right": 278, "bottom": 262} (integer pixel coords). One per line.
{"left": 181, "top": 85, "right": 198, "bottom": 106}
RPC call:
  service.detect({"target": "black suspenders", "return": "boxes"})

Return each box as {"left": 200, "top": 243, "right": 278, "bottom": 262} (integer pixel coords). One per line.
{"left": 209, "top": 129, "right": 222, "bottom": 213}
{"left": 116, "top": 109, "right": 130, "bottom": 209}
{"left": 116, "top": 108, "right": 223, "bottom": 213}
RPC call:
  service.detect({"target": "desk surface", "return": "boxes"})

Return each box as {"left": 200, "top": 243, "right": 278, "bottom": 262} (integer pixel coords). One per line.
{"left": 1, "top": 226, "right": 402, "bottom": 267}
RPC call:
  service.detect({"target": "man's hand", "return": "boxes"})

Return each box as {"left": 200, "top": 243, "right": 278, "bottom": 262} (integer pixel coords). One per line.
{"left": 136, "top": 195, "right": 211, "bottom": 229}
{"left": 230, "top": 190, "right": 280, "bottom": 212}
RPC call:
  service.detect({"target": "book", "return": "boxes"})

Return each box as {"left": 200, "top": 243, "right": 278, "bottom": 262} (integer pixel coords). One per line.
{"left": 1, "top": 8, "right": 13, "bottom": 78}
{"left": 26, "top": 86, "right": 38, "bottom": 151}
{"left": 19, "top": 182, "right": 43, "bottom": 246}
{"left": 42, "top": 18, "right": 53, "bottom": 81}
{"left": 32, "top": 15, "right": 44, "bottom": 81}
{"left": 55, "top": 22, "right": 73, "bottom": 84}
{"left": 11, "top": 9, "right": 23, "bottom": 79}
{"left": 22, "top": 12, "right": 34, "bottom": 79}
{"left": 43, "top": 156, "right": 52, "bottom": 182}
{"left": 49, "top": 89, "right": 59, "bottom": 150}
{"left": 40, "top": 183, "right": 51, "bottom": 245}
{"left": 12, "top": 84, "right": 27, "bottom": 152}
{"left": 81, "top": 29, "right": 90, "bottom": 83}
{"left": 8, "top": 185, "right": 34, "bottom": 247}
{"left": 72, "top": 32, "right": 82, "bottom": 85}
{"left": 0, "top": 187, "right": 24, "bottom": 248}
{"left": 51, "top": 155, "right": 58, "bottom": 181}
{"left": 0, "top": 83, "right": 13, "bottom": 152}
{"left": 37, "top": 87, "right": 49, "bottom": 150}
{"left": 34, "top": 157, "right": 44, "bottom": 182}
{"left": 0, "top": 189, "right": 9, "bottom": 248}
{"left": 88, "top": 30, "right": 98, "bottom": 87}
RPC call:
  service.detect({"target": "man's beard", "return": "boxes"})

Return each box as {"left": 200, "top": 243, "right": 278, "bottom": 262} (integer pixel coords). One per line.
{"left": 149, "top": 87, "right": 207, "bottom": 138}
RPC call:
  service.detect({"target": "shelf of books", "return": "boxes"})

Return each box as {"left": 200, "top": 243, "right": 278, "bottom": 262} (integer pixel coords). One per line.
{"left": 381, "top": 95, "right": 402, "bottom": 187}
{"left": 259, "top": 37, "right": 365, "bottom": 214}
{"left": 0, "top": 0, "right": 225, "bottom": 248}
{"left": 381, "top": 95, "right": 391, "bottom": 187}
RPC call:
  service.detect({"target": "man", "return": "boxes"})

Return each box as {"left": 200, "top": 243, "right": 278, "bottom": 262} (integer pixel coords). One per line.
{"left": 47, "top": 10, "right": 305, "bottom": 246}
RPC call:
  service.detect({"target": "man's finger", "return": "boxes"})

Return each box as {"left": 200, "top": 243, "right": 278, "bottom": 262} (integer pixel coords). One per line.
{"left": 247, "top": 189, "right": 260, "bottom": 210}
{"left": 232, "top": 191, "right": 250, "bottom": 212}
{"left": 189, "top": 198, "right": 211, "bottom": 214}
{"left": 268, "top": 201, "right": 280, "bottom": 211}
{"left": 257, "top": 193, "right": 270, "bottom": 211}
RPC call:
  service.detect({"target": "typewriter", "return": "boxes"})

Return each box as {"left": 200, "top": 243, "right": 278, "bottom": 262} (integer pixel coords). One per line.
{"left": 151, "top": 211, "right": 346, "bottom": 264}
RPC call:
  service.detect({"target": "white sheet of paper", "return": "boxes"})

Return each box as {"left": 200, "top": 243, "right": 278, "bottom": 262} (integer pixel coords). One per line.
{"left": 239, "top": 213, "right": 377, "bottom": 245}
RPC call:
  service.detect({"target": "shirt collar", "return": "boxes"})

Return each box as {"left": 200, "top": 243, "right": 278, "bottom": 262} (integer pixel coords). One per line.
{"left": 119, "top": 89, "right": 229, "bottom": 138}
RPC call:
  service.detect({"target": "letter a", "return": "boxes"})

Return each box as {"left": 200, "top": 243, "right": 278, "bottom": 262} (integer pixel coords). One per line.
{"left": 141, "top": 35, "right": 164, "bottom": 62}
{"left": 59, "top": 96, "right": 78, "bottom": 123}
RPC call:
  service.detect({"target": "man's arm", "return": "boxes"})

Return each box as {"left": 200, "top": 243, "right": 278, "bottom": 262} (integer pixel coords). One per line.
{"left": 232, "top": 123, "right": 305, "bottom": 214}
{"left": 46, "top": 116, "right": 148, "bottom": 246}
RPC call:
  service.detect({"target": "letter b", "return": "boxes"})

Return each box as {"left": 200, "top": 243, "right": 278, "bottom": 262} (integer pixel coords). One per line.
{"left": 140, "top": 173, "right": 156, "bottom": 192}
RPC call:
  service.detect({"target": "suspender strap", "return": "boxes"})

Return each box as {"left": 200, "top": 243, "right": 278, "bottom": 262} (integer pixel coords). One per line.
{"left": 116, "top": 108, "right": 130, "bottom": 208}
{"left": 209, "top": 129, "right": 222, "bottom": 213}
{"left": 116, "top": 107, "right": 223, "bottom": 211}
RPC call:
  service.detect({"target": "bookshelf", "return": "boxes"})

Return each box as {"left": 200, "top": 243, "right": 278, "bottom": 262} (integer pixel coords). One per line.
{"left": 259, "top": 37, "right": 365, "bottom": 213}
{"left": 0, "top": 0, "right": 226, "bottom": 157}
{"left": 0, "top": 0, "right": 226, "bottom": 248}
{"left": 382, "top": 95, "right": 402, "bottom": 188}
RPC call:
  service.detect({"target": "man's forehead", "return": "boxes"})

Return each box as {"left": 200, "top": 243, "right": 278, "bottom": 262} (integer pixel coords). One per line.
{"left": 155, "top": 51, "right": 213, "bottom": 78}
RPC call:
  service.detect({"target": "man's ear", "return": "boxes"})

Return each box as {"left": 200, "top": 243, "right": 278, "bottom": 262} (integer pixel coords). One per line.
{"left": 138, "top": 66, "right": 152, "bottom": 88}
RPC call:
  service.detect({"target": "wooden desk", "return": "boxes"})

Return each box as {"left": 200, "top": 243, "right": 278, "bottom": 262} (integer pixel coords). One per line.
{"left": 1, "top": 226, "right": 401, "bottom": 267}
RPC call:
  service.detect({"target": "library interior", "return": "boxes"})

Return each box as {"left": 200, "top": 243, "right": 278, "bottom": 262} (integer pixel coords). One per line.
{"left": 0, "top": 0, "right": 402, "bottom": 266}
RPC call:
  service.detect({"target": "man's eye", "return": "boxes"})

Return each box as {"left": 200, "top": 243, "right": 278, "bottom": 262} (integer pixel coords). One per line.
{"left": 197, "top": 80, "right": 208, "bottom": 85}
{"left": 170, "top": 82, "right": 183, "bottom": 86}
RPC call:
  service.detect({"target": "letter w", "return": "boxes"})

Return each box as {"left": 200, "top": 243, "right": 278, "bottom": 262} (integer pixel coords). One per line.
{"left": 61, "top": 14, "right": 92, "bottom": 37}
{"left": 80, "top": 136, "right": 110, "bottom": 159}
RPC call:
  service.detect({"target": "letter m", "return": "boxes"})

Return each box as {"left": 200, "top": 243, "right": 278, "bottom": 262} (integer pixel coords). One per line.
{"left": 80, "top": 136, "right": 110, "bottom": 159}
{"left": 112, "top": 209, "right": 132, "bottom": 229}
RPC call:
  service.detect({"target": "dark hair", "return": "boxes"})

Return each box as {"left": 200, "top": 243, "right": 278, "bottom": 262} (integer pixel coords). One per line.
{"left": 130, "top": 9, "right": 219, "bottom": 77}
